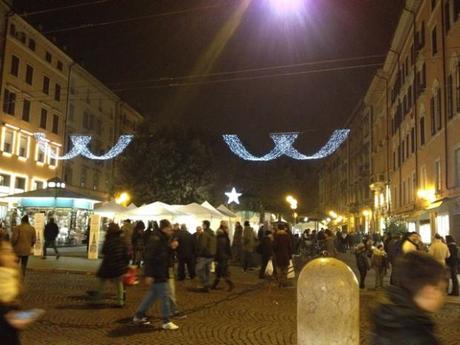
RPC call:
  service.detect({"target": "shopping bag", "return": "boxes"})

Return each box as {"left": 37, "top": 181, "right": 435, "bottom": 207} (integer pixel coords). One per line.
{"left": 123, "top": 266, "right": 139, "bottom": 286}
{"left": 287, "top": 260, "right": 295, "bottom": 279}
{"left": 265, "top": 259, "right": 274, "bottom": 276}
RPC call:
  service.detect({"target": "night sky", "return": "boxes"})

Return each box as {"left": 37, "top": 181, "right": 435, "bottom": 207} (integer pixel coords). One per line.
{"left": 13, "top": 0, "right": 403, "bottom": 211}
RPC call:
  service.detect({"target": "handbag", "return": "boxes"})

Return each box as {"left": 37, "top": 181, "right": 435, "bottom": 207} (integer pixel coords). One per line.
{"left": 287, "top": 260, "right": 295, "bottom": 279}
{"left": 265, "top": 259, "right": 274, "bottom": 276}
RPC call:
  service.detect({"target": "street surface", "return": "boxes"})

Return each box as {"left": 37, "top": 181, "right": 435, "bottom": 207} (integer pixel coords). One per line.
{"left": 20, "top": 254, "right": 460, "bottom": 345}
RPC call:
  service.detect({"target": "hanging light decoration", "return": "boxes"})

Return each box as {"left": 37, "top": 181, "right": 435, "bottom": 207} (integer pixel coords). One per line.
{"left": 34, "top": 133, "right": 134, "bottom": 161}
{"left": 222, "top": 129, "right": 350, "bottom": 161}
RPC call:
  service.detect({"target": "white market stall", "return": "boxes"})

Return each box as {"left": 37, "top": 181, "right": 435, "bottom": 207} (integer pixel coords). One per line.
{"left": 173, "top": 202, "right": 224, "bottom": 231}
{"left": 122, "top": 201, "right": 185, "bottom": 222}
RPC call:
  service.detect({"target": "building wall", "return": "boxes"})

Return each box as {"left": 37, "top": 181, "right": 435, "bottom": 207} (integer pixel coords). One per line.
{"left": 0, "top": 12, "right": 143, "bottom": 208}
{"left": 318, "top": 0, "right": 460, "bottom": 241}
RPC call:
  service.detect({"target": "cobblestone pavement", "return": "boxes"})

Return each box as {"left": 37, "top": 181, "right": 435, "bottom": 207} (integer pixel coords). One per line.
{"left": 19, "top": 260, "right": 460, "bottom": 345}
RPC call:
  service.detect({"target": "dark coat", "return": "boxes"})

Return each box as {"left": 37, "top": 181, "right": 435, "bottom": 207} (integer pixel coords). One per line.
{"left": 97, "top": 234, "right": 129, "bottom": 279}
{"left": 44, "top": 222, "right": 59, "bottom": 241}
{"left": 259, "top": 236, "right": 273, "bottom": 257}
{"left": 355, "top": 248, "right": 370, "bottom": 272}
{"left": 143, "top": 229, "right": 170, "bottom": 283}
{"left": 371, "top": 286, "right": 440, "bottom": 345}
{"left": 196, "top": 228, "right": 216, "bottom": 258}
{"left": 215, "top": 229, "right": 231, "bottom": 262}
{"left": 446, "top": 243, "right": 458, "bottom": 268}
{"left": 273, "top": 231, "right": 292, "bottom": 267}
{"left": 176, "top": 229, "right": 195, "bottom": 259}
{"left": 232, "top": 225, "right": 243, "bottom": 247}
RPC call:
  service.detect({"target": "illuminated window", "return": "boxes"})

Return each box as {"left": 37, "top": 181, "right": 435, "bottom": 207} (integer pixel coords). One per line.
{"left": 419, "top": 221, "right": 431, "bottom": 244}
{"left": 2, "top": 128, "right": 14, "bottom": 154}
{"left": 48, "top": 146, "right": 58, "bottom": 168}
{"left": 36, "top": 144, "right": 46, "bottom": 164}
{"left": 17, "top": 134, "right": 28, "bottom": 159}
{"left": 436, "top": 214, "right": 450, "bottom": 237}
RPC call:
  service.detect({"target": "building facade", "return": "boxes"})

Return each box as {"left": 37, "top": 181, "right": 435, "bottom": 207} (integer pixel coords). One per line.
{"left": 0, "top": 10, "right": 143, "bottom": 217}
{"left": 318, "top": 0, "right": 460, "bottom": 242}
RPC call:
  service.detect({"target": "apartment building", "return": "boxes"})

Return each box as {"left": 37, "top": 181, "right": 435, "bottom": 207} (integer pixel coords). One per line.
{"left": 0, "top": 10, "right": 143, "bottom": 215}
{"left": 318, "top": 0, "right": 460, "bottom": 241}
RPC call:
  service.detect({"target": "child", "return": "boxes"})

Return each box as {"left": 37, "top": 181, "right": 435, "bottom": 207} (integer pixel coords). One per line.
{"left": 371, "top": 244, "right": 387, "bottom": 289}
{"left": 371, "top": 252, "right": 447, "bottom": 345}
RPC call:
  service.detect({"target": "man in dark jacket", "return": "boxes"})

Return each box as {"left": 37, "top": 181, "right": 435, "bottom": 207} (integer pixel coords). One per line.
{"left": 371, "top": 252, "right": 447, "bottom": 345}
{"left": 195, "top": 220, "right": 216, "bottom": 292}
{"left": 211, "top": 221, "right": 234, "bottom": 291}
{"left": 176, "top": 224, "right": 196, "bottom": 281}
{"left": 132, "top": 219, "right": 179, "bottom": 330}
{"left": 43, "top": 218, "right": 60, "bottom": 259}
{"left": 258, "top": 230, "right": 274, "bottom": 279}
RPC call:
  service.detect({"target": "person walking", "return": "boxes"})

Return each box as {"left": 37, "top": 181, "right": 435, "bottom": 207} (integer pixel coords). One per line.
{"left": 428, "top": 234, "right": 450, "bottom": 266}
{"left": 131, "top": 221, "right": 145, "bottom": 267}
{"left": 446, "top": 235, "right": 459, "bottom": 296}
{"left": 232, "top": 222, "right": 243, "bottom": 263}
{"left": 42, "top": 218, "right": 60, "bottom": 260}
{"left": 167, "top": 236, "right": 182, "bottom": 317}
{"left": 11, "top": 216, "right": 36, "bottom": 278}
{"left": 258, "top": 229, "right": 274, "bottom": 279}
{"left": 176, "top": 224, "right": 195, "bottom": 281}
{"left": 132, "top": 219, "right": 179, "bottom": 330}
{"left": 273, "top": 223, "right": 293, "bottom": 288}
{"left": 242, "top": 221, "right": 256, "bottom": 272}
{"left": 355, "top": 243, "right": 370, "bottom": 289}
{"left": 195, "top": 220, "right": 216, "bottom": 292}
{"left": 91, "top": 223, "right": 128, "bottom": 307}
{"left": 211, "top": 221, "right": 234, "bottom": 291}
{"left": 324, "top": 229, "right": 337, "bottom": 257}
{"left": 371, "top": 244, "right": 387, "bottom": 289}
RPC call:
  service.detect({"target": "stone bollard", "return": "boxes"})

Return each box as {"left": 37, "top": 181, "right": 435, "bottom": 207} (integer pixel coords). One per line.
{"left": 297, "top": 257, "right": 359, "bottom": 345}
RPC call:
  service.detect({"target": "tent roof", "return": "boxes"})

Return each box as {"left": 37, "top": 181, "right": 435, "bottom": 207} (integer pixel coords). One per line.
{"left": 123, "top": 201, "right": 184, "bottom": 217}
{"left": 0, "top": 187, "right": 101, "bottom": 202}
{"left": 201, "top": 201, "right": 227, "bottom": 217}
{"left": 173, "top": 203, "right": 223, "bottom": 218}
{"left": 217, "top": 204, "right": 237, "bottom": 218}
{"left": 94, "top": 201, "right": 127, "bottom": 214}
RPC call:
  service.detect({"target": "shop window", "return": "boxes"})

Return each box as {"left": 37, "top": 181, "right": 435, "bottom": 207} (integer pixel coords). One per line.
{"left": 419, "top": 221, "right": 431, "bottom": 244}
{"left": 436, "top": 214, "right": 450, "bottom": 237}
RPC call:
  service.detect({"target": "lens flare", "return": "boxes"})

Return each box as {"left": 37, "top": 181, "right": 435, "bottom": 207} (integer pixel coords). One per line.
{"left": 269, "top": 0, "right": 306, "bottom": 15}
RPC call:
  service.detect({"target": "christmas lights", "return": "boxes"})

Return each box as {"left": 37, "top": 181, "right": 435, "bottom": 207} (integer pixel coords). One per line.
{"left": 222, "top": 129, "right": 350, "bottom": 161}
{"left": 34, "top": 133, "right": 134, "bottom": 161}
{"left": 225, "top": 187, "right": 242, "bottom": 205}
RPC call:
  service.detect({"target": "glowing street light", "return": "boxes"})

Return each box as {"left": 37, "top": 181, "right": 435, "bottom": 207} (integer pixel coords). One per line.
{"left": 268, "top": 0, "right": 306, "bottom": 16}
{"left": 115, "top": 192, "right": 130, "bottom": 206}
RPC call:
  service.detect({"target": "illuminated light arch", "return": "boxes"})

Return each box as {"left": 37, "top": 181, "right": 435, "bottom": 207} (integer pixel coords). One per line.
{"left": 222, "top": 129, "right": 350, "bottom": 161}
{"left": 34, "top": 133, "right": 134, "bottom": 160}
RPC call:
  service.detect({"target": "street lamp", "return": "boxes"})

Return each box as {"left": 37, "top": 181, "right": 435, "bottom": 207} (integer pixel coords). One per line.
{"left": 115, "top": 192, "right": 131, "bottom": 207}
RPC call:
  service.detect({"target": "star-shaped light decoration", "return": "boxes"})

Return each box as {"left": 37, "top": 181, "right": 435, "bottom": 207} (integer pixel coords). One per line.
{"left": 225, "top": 187, "right": 242, "bottom": 205}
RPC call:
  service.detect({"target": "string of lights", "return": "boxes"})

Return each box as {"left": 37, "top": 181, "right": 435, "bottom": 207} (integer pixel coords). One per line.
{"left": 222, "top": 130, "right": 350, "bottom": 161}
{"left": 34, "top": 133, "right": 133, "bottom": 160}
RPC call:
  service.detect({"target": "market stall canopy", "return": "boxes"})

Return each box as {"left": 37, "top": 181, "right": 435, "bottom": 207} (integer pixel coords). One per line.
{"left": 94, "top": 201, "right": 128, "bottom": 216}
{"left": 201, "top": 201, "right": 227, "bottom": 217}
{"left": 123, "top": 201, "right": 184, "bottom": 217}
{"left": 127, "top": 203, "right": 137, "bottom": 210}
{"left": 0, "top": 177, "right": 101, "bottom": 209}
{"left": 217, "top": 204, "right": 237, "bottom": 218}
{"left": 173, "top": 203, "right": 223, "bottom": 219}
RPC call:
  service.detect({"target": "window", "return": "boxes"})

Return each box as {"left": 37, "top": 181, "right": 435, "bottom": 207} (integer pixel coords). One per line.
{"left": 36, "top": 144, "right": 45, "bottom": 163}
{"left": 45, "top": 51, "right": 52, "bottom": 63}
{"left": 28, "top": 39, "right": 35, "bottom": 51}
{"left": 80, "top": 166, "right": 88, "bottom": 187}
{"left": 455, "top": 147, "right": 460, "bottom": 187}
{"left": 0, "top": 174, "right": 10, "bottom": 187}
{"left": 435, "top": 160, "right": 442, "bottom": 191}
{"left": 69, "top": 103, "right": 75, "bottom": 122}
{"left": 448, "top": 74, "right": 454, "bottom": 118}
{"left": 52, "top": 114, "right": 59, "bottom": 134}
{"left": 57, "top": 60, "right": 63, "bottom": 71}
{"left": 43, "top": 76, "right": 50, "bottom": 94}
{"left": 22, "top": 99, "right": 31, "bottom": 122}
{"left": 9, "top": 24, "right": 16, "bottom": 36}
{"left": 420, "top": 116, "right": 426, "bottom": 145}
{"left": 2, "top": 128, "right": 14, "bottom": 154}
{"left": 432, "top": 26, "right": 438, "bottom": 55}
{"left": 436, "top": 91, "right": 442, "bottom": 130}
{"left": 17, "top": 134, "right": 28, "bottom": 158}
{"left": 34, "top": 181, "right": 43, "bottom": 190}
{"left": 3, "top": 89, "right": 16, "bottom": 115}
{"left": 25, "top": 65, "right": 33, "bottom": 85}
{"left": 64, "top": 167, "right": 73, "bottom": 185}
{"left": 49, "top": 147, "right": 57, "bottom": 167}
{"left": 411, "top": 127, "right": 415, "bottom": 153}
{"left": 419, "top": 22, "right": 426, "bottom": 48}
{"left": 40, "top": 108, "right": 47, "bottom": 129}
{"left": 10, "top": 55, "right": 19, "bottom": 77}
{"left": 54, "top": 84, "right": 61, "bottom": 101}
{"left": 15, "top": 177, "right": 26, "bottom": 190}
